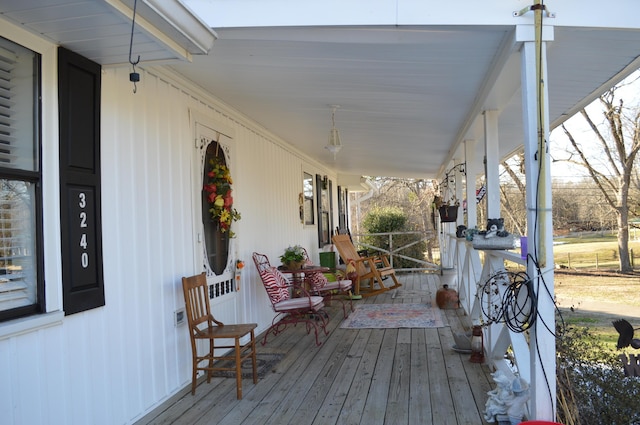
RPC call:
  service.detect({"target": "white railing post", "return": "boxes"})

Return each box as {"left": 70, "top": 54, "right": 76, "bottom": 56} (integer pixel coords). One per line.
{"left": 447, "top": 234, "right": 538, "bottom": 409}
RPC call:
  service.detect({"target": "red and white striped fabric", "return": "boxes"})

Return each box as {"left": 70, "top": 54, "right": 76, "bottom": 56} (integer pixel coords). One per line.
{"left": 259, "top": 267, "right": 290, "bottom": 303}
{"left": 321, "top": 279, "right": 352, "bottom": 292}
{"left": 274, "top": 297, "right": 325, "bottom": 311}
{"left": 306, "top": 271, "right": 328, "bottom": 290}
{"left": 306, "top": 271, "right": 352, "bottom": 292}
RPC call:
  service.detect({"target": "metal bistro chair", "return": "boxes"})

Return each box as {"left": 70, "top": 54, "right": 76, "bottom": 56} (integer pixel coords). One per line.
{"left": 182, "top": 273, "right": 258, "bottom": 399}
{"left": 301, "top": 248, "right": 354, "bottom": 318}
{"left": 252, "top": 252, "right": 328, "bottom": 346}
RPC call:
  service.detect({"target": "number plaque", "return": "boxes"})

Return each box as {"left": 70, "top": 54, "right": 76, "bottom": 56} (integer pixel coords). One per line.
{"left": 68, "top": 187, "right": 99, "bottom": 287}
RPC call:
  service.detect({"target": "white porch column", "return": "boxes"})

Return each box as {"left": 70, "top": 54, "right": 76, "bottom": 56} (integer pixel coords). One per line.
{"left": 519, "top": 23, "right": 556, "bottom": 420}
{"left": 439, "top": 158, "right": 463, "bottom": 270}
{"left": 483, "top": 110, "right": 500, "bottom": 219}
{"left": 464, "top": 139, "right": 478, "bottom": 229}
{"left": 453, "top": 156, "right": 464, "bottom": 222}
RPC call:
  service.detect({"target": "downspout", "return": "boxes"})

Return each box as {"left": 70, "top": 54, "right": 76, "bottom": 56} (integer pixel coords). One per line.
{"left": 354, "top": 178, "right": 377, "bottom": 235}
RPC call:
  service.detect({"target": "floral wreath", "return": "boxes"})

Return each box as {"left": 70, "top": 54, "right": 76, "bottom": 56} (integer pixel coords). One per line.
{"left": 203, "top": 155, "right": 241, "bottom": 237}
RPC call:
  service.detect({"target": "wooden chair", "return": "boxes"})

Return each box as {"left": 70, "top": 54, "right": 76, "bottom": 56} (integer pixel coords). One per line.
{"left": 335, "top": 227, "right": 368, "bottom": 262}
{"left": 182, "top": 273, "right": 258, "bottom": 399}
{"left": 332, "top": 233, "right": 402, "bottom": 297}
{"left": 301, "top": 248, "right": 354, "bottom": 318}
{"left": 252, "top": 252, "right": 328, "bottom": 346}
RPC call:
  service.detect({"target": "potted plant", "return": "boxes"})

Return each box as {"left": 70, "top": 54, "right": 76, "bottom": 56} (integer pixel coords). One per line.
{"left": 433, "top": 195, "right": 459, "bottom": 223}
{"left": 280, "top": 245, "right": 306, "bottom": 270}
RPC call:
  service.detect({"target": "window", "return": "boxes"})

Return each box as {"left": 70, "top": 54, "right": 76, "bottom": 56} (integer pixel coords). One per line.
{"left": 303, "top": 172, "right": 314, "bottom": 225}
{"left": 0, "top": 37, "right": 43, "bottom": 321}
{"left": 316, "top": 175, "right": 333, "bottom": 248}
{"left": 202, "top": 140, "right": 230, "bottom": 276}
{"left": 337, "top": 185, "right": 348, "bottom": 231}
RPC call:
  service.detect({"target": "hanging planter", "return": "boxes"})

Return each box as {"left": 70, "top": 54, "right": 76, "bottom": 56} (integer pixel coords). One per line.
{"left": 438, "top": 205, "right": 458, "bottom": 222}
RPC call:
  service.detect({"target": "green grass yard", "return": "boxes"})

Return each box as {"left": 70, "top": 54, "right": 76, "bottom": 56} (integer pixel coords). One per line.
{"left": 551, "top": 236, "right": 640, "bottom": 350}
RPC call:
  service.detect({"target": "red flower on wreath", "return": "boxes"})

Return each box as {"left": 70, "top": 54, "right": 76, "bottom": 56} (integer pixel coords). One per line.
{"left": 204, "top": 156, "right": 241, "bottom": 237}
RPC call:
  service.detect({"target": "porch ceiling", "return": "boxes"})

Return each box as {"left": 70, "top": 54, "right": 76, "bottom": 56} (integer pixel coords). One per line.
{"left": 2, "top": 1, "right": 640, "bottom": 181}
{"left": 169, "top": 24, "right": 640, "bottom": 180}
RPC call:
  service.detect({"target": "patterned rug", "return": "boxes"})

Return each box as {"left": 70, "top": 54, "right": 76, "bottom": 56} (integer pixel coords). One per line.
{"left": 212, "top": 353, "right": 284, "bottom": 379}
{"left": 340, "top": 303, "right": 446, "bottom": 329}
{"left": 391, "top": 289, "right": 431, "bottom": 299}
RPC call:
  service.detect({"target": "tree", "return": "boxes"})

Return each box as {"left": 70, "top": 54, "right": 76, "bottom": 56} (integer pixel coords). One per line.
{"left": 500, "top": 154, "right": 527, "bottom": 235}
{"left": 351, "top": 177, "right": 438, "bottom": 265}
{"left": 558, "top": 76, "right": 640, "bottom": 272}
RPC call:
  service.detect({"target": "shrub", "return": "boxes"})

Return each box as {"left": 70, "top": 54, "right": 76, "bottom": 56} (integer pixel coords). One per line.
{"left": 556, "top": 324, "right": 640, "bottom": 424}
{"left": 361, "top": 206, "right": 426, "bottom": 269}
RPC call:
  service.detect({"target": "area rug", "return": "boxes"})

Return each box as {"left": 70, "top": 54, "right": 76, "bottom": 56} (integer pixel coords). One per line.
{"left": 340, "top": 303, "right": 445, "bottom": 329}
{"left": 212, "top": 353, "right": 284, "bottom": 379}
{"left": 391, "top": 289, "right": 431, "bottom": 299}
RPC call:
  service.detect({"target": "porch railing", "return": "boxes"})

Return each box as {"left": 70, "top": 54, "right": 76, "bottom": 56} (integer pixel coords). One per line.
{"left": 350, "top": 231, "right": 440, "bottom": 272}
{"left": 446, "top": 231, "right": 533, "bottom": 411}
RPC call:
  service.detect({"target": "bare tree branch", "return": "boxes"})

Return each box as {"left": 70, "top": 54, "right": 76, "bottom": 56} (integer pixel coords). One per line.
{"left": 561, "top": 123, "right": 617, "bottom": 209}
{"left": 580, "top": 107, "right": 621, "bottom": 177}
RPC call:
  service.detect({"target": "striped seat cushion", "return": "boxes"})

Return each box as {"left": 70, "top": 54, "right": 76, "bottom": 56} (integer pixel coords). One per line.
{"left": 307, "top": 272, "right": 352, "bottom": 292}
{"left": 321, "top": 279, "right": 352, "bottom": 292}
{"left": 259, "top": 267, "right": 290, "bottom": 303}
{"left": 274, "top": 296, "right": 324, "bottom": 311}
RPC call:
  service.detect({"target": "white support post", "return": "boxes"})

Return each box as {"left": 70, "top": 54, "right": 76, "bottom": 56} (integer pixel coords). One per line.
{"left": 464, "top": 139, "right": 478, "bottom": 229}
{"left": 483, "top": 110, "right": 501, "bottom": 219}
{"left": 453, "top": 156, "right": 463, "bottom": 222}
{"left": 520, "top": 24, "right": 556, "bottom": 421}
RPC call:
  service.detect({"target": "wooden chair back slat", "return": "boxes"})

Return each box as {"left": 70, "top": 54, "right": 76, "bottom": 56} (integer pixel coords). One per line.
{"left": 332, "top": 234, "right": 402, "bottom": 296}
{"left": 332, "top": 234, "right": 368, "bottom": 274}
{"left": 183, "top": 273, "right": 212, "bottom": 329}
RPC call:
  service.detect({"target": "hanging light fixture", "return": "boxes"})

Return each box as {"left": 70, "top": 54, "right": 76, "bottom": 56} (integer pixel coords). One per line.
{"left": 325, "top": 105, "right": 342, "bottom": 159}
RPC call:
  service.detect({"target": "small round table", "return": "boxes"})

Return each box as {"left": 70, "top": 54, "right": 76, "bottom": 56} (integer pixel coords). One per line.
{"left": 278, "top": 265, "right": 329, "bottom": 294}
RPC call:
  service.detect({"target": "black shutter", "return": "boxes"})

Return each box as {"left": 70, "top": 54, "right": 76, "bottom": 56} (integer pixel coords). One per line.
{"left": 58, "top": 47, "right": 104, "bottom": 315}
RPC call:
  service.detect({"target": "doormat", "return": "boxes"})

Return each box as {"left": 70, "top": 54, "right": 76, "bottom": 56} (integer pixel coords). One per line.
{"left": 391, "top": 289, "right": 431, "bottom": 299}
{"left": 212, "top": 353, "right": 284, "bottom": 379}
{"left": 340, "top": 303, "right": 445, "bottom": 329}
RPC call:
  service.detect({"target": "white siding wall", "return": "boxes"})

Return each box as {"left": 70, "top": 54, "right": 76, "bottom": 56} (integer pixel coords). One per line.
{"left": 0, "top": 33, "right": 338, "bottom": 424}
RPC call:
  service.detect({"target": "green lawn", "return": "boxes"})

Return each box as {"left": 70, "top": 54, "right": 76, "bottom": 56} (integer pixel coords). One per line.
{"left": 551, "top": 236, "right": 640, "bottom": 350}
{"left": 553, "top": 236, "right": 640, "bottom": 269}
{"left": 500, "top": 234, "right": 640, "bottom": 349}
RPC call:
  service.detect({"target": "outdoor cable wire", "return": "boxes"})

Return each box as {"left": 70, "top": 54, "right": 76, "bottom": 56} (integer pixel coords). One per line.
{"left": 478, "top": 270, "right": 537, "bottom": 333}
{"left": 528, "top": 0, "right": 560, "bottom": 412}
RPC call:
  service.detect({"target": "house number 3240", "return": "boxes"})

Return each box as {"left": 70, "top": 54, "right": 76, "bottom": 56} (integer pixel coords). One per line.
{"left": 78, "top": 192, "right": 89, "bottom": 268}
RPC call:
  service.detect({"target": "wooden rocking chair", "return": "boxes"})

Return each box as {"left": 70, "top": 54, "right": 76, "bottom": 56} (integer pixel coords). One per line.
{"left": 252, "top": 252, "right": 328, "bottom": 346}
{"left": 332, "top": 233, "right": 402, "bottom": 297}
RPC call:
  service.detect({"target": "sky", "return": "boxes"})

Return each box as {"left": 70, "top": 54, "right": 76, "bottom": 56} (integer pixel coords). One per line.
{"left": 548, "top": 70, "right": 640, "bottom": 181}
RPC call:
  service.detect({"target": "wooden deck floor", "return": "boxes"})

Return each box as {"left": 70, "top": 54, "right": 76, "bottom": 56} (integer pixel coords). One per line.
{"left": 139, "top": 273, "right": 494, "bottom": 425}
